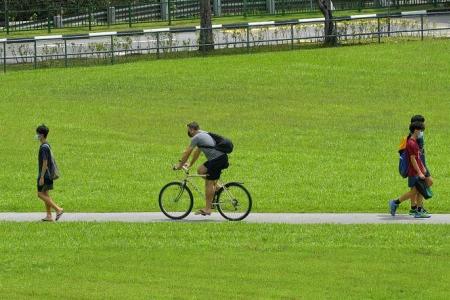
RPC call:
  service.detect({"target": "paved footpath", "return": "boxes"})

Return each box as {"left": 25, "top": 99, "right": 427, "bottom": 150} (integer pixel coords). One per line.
{"left": 1, "top": 212, "right": 450, "bottom": 224}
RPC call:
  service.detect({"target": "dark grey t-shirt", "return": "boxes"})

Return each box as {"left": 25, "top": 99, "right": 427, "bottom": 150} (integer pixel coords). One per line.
{"left": 38, "top": 143, "right": 52, "bottom": 179}
{"left": 190, "top": 131, "right": 224, "bottom": 161}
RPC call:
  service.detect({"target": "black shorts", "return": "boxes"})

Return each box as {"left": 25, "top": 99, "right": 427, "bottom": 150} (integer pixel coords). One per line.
{"left": 37, "top": 177, "right": 53, "bottom": 192}
{"left": 203, "top": 155, "right": 229, "bottom": 180}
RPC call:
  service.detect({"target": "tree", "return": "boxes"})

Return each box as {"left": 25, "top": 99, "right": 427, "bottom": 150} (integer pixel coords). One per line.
{"left": 317, "top": 0, "right": 338, "bottom": 46}
{"left": 199, "top": 0, "right": 214, "bottom": 52}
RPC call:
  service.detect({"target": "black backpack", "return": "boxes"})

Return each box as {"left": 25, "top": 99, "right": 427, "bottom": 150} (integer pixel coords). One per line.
{"left": 200, "top": 132, "right": 234, "bottom": 154}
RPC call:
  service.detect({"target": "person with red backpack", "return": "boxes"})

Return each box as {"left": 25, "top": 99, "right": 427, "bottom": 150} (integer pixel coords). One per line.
{"left": 390, "top": 121, "right": 431, "bottom": 218}
{"left": 175, "top": 122, "right": 233, "bottom": 216}
{"left": 396, "top": 115, "right": 433, "bottom": 216}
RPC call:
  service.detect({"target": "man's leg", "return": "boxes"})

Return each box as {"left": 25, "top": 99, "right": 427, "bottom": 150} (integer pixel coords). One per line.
{"left": 197, "top": 164, "right": 213, "bottom": 214}
{"left": 390, "top": 188, "right": 415, "bottom": 216}
{"left": 38, "top": 191, "right": 63, "bottom": 213}
{"left": 37, "top": 192, "right": 53, "bottom": 219}
{"left": 413, "top": 190, "right": 430, "bottom": 218}
{"left": 399, "top": 190, "right": 413, "bottom": 202}
{"left": 399, "top": 190, "right": 418, "bottom": 214}
{"left": 204, "top": 179, "right": 215, "bottom": 213}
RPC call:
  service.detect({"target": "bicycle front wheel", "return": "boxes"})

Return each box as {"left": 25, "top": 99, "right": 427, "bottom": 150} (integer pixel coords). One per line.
{"left": 216, "top": 182, "right": 252, "bottom": 221}
{"left": 158, "top": 182, "right": 193, "bottom": 220}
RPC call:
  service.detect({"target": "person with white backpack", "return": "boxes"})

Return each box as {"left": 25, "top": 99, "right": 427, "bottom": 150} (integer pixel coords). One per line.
{"left": 35, "top": 124, "right": 64, "bottom": 222}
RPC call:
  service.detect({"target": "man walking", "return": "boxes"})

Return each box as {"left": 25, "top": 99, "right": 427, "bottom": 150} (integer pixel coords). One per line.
{"left": 396, "top": 115, "right": 433, "bottom": 215}
{"left": 36, "top": 124, "right": 64, "bottom": 222}
{"left": 389, "top": 121, "right": 430, "bottom": 218}
{"left": 175, "top": 122, "right": 229, "bottom": 216}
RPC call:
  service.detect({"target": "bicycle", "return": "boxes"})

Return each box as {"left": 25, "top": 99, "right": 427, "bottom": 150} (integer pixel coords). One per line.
{"left": 158, "top": 166, "right": 252, "bottom": 221}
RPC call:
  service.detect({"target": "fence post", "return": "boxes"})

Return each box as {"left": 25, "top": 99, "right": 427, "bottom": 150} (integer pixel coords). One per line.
{"left": 64, "top": 39, "right": 68, "bottom": 67}
{"left": 110, "top": 35, "right": 114, "bottom": 64}
{"left": 156, "top": 32, "right": 160, "bottom": 58}
{"left": 213, "top": 0, "right": 221, "bottom": 17}
{"left": 47, "top": 5, "right": 52, "bottom": 33}
{"left": 107, "top": 7, "right": 116, "bottom": 26}
{"left": 420, "top": 14, "right": 424, "bottom": 40}
{"left": 34, "top": 40, "right": 37, "bottom": 69}
{"left": 168, "top": 0, "right": 172, "bottom": 26}
{"left": 377, "top": 17, "right": 381, "bottom": 43}
{"left": 243, "top": 0, "right": 248, "bottom": 18}
{"left": 4, "top": 0, "right": 9, "bottom": 35}
{"left": 128, "top": 2, "right": 132, "bottom": 28}
{"left": 310, "top": 0, "right": 313, "bottom": 12}
{"left": 267, "top": 0, "right": 275, "bottom": 14}
{"left": 290, "top": 23, "right": 294, "bottom": 49}
{"left": 387, "top": 16, "right": 390, "bottom": 37}
{"left": 3, "top": 41, "right": 6, "bottom": 73}
{"left": 88, "top": 5, "right": 92, "bottom": 31}
{"left": 246, "top": 25, "right": 250, "bottom": 53}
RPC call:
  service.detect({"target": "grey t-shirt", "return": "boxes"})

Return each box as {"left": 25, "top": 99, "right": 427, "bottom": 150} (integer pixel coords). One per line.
{"left": 190, "top": 130, "right": 224, "bottom": 161}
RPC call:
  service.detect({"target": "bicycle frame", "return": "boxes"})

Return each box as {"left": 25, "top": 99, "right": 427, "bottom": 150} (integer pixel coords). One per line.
{"left": 176, "top": 166, "right": 235, "bottom": 205}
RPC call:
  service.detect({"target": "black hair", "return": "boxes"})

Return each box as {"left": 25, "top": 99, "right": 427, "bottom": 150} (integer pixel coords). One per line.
{"left": 409, "top": 121, "right": 425, "bottom": 133}
{"left": 36, "top": 124, "right": 49, "bottom": 138}
{"left": 187, "top": 121, "right": 200, "bottom": 130}
{"left": 411, "top": 115, "right": 425, "bottom": 123}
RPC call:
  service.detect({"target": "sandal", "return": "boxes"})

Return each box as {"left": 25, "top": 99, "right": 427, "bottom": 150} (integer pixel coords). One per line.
{"left": 56, "top": 210, "right": 64, "bottom": 221}
{"left": 194, "top": 209, "right": 211, "bottom": 216}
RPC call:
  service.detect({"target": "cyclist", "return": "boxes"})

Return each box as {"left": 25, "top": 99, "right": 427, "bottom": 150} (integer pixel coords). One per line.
{"left": 174, "top": 122, "right": 229, "bottom": 216}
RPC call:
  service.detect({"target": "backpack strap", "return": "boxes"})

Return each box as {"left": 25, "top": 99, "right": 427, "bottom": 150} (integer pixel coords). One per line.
{"left": 198, "top": 133, "right": 217, "bottom": 149}
{"left": 40, "top": 144, "right": 53, "bottom": 177}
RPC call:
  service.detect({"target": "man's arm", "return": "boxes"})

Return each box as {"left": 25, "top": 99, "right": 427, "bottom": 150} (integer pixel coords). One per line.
{"left": 188, "top": 147, "right": 201, "bottom": 167}
{"left": 39, "top": 160, "right": 48, "bottom": 185}
{"left": 176, "top": 146, "right": 194, "bottom": 169}
{"left": 410, "top": 155, "right": 425, "bottom": 179}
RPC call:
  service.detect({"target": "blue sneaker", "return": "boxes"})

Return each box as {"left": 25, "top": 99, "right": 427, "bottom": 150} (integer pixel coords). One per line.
{"left": 414, "top": 211, "right": 431, "bottom": 218}
{"left": 389, "top": 200, "right": 399, "bottom": 216}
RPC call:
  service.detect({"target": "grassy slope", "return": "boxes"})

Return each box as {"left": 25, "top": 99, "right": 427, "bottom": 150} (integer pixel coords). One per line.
{"left": 0, "top": 40, "right": 449, "bottom": 213}
{"left": 0, "top": 223, "right": 449, "bottom": 299}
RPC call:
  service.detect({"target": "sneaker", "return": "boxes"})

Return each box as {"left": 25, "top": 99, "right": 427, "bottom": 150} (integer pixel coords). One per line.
{"left": 389, "top": 200, "right": 399, "bottom": 216}
{"left": 414, "top": 211, "right": 431, "bottom": 218}
{"left": 422, "top": 208, "right": 430, "bottom": 215}
{"left": 409, "top": 209, "right": 417, "bottom": 216}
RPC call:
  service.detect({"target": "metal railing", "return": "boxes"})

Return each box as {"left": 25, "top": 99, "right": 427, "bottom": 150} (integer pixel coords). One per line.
{"left": 0, "top": 11, "right": 449, "bottom": 72}
{"left": 0, "top": 0, "right": 448, "bottom": 34}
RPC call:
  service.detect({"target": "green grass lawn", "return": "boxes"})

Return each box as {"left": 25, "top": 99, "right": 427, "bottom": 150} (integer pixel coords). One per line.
{"left": 0, "top": 40, "right": 449, "bottom": 213}
{"left": 0, "top": 223, "right": 448, "bottom": 299}
{"left": 0, "top": 5, "right": 442, "bottom": 39}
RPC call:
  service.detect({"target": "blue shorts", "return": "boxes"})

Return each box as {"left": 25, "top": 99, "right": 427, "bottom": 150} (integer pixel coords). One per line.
{"left": 408, "top": 176, "right": 419, "bottom": 188}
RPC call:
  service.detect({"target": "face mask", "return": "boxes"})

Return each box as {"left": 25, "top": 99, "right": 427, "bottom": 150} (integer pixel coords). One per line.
{"left": 187, "top": 131, "right": 193, "bottom": 138}
{"left": 35, "top": 134, "right": 41, "bottom": 141}
{"left": 418, "top": 131, "right": 424, "bottom": 139}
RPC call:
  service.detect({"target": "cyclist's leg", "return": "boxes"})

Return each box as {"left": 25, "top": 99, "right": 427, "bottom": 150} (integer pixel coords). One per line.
{"left": 197, "top": 164, "right": 208, "bottom": 178}
{"left": 205, "top": 179, "right": 215, "bottom": 212}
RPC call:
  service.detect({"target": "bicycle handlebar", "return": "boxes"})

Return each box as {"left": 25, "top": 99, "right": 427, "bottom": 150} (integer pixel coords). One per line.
{"left": 172, "top": 164, "right": 190, "bottom": 174}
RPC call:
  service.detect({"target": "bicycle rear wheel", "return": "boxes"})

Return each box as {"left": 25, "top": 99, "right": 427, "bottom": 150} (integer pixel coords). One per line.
{"left": 158, "top": 182, "right": 193, "bottom": 220}
{"left": 216, "top": 182, "right": 252, "bottom": 221}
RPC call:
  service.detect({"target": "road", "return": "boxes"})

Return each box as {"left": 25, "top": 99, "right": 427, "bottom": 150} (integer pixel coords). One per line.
{"left": 1, "top": 14, "right": 448, "bottom": 65}
{"left": 1, "top": 212, "right": 450, "bottom": 224}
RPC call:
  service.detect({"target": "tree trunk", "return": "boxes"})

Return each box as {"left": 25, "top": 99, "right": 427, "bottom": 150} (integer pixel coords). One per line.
{"left": 317, "top": 0, "right": 338, "bottom": 46}
{"left": 199, "top": 0, "right": 214, "bottom": 52}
